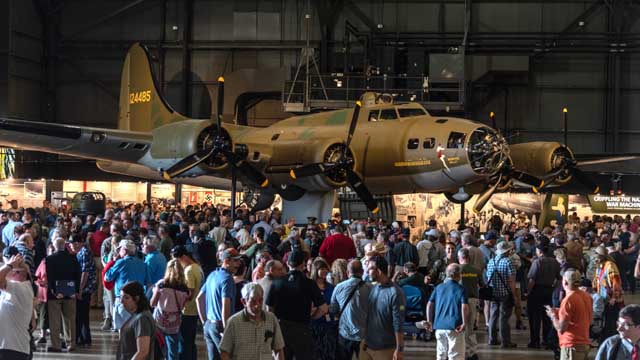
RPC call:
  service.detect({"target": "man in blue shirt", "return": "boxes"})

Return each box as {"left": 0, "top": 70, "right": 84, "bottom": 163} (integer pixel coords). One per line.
{"left": 362, "top": 255, "right": 406, "bottom": 360}
{"left": 196, "top": 248, "right": 241, "bottom": 360}
{"left": 142, "top": 235, "right": 167, "bottom": 296}
{"left": 424, "top": 263, "right": 469, "bottom": 360}
{"left": 104, "top": 239, "right": 149, "bottom": 330}
{"left": 330, "top": 259, "right": 371, "bottom": 360}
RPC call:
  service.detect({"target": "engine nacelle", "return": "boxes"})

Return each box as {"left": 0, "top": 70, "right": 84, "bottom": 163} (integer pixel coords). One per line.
{"left": 509, "top": 141, "right": 574, "bottom": 182}
{"left": 269, "top": 137, "right": 355, "bottom": 192}
{"left": 149, "top": 120, "right": 231, "bottom": 172}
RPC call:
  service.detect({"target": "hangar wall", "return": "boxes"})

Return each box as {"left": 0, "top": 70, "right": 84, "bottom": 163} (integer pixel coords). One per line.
{"left": 23, "top": 0, "right": 640, "bottom": 153}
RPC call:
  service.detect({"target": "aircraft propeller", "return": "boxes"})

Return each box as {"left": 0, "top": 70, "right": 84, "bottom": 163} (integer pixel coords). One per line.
{"left": 472, "top": 160, "right": 545, "bottom": 213}
{"left": 162, "top": 77, "right": 269, "bottom": 188}
{"left": 289, "top": 101, "right": 380, "bottom": 214}
{"left": 534, "top": 158, "right": 599, "bottom": 194}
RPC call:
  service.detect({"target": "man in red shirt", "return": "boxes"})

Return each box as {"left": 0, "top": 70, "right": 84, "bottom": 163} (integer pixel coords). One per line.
{"left": 89, "top": 222, "right": 109, "bottom": 308}
{"left": 319, "top": 224, "right": 356, "bottom": 266}
{"left": 547, "top": 269, "right": 593, "bottom": 360}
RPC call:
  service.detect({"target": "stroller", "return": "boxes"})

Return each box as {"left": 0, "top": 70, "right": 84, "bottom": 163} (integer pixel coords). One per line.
{"left": 401, "top": 284, "right": 432, "bottom": 341}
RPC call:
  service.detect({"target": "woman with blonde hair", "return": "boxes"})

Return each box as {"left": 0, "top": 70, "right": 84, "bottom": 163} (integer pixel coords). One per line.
{"left": 328, "top": 258, "right": 348, "bottom": 285}
{"left": 150, "top": 259, "right": 189, "bottom": 360}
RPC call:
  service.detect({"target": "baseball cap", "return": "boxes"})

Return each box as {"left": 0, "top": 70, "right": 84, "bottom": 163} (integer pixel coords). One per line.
{"left": 117, "top": 239, "right": 136, "bottom": 252}
{"left": 171, "top": 244, "right": 191, "bottom": 258}
{"left": 220, "top": 248, "right": 242, "bottom": 261}
{"left": 484, "top": 230, "right": 498, "bottom": 241}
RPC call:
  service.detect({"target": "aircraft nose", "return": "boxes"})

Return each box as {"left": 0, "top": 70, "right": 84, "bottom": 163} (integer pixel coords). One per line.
{"left": 467, "top": 126, "right": 509, "bottom": 176}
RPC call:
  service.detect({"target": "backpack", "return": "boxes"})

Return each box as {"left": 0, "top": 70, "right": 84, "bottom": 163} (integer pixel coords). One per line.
{"left": 153, "top": 287, "right": 187, "bottom": 334}
{"left": 402, "top": 285, "right": 426, "bottom": 318}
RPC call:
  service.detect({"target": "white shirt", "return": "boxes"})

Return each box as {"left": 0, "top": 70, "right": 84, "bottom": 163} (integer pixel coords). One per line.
{"left": 416, "top": 239, "right": 433, "bottom": 267}
{"left": 0, "top": 280, "right": 34, "bottom": 354}
{"left": 235, "top": 228, "right": 251, "bottom": 247}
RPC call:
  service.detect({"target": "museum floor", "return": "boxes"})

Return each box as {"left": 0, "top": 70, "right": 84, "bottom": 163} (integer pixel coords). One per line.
{"left": 33, "top": 294, "right": 639, "bottom": 360}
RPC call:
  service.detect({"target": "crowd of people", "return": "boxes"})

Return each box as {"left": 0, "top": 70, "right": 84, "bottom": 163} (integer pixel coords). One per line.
{"left": 0, "top": 199, "right": 639, "bottom": 360}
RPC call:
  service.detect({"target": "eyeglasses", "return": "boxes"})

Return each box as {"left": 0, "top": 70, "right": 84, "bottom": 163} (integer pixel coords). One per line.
{"left": 616, "top": 319, "right": 637, "bottom": 330}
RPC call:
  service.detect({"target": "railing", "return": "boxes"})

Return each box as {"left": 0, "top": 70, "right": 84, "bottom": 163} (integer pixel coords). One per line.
{"left": 283, "top": 74, "right": 464, "bottom": 112}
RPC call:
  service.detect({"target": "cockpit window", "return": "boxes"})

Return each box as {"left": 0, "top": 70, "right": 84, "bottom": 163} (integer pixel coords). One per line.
{"left": 368, "top": 110, "right": 379, "bottom": 122}
{"left": 447, "top": 132, "right": 466, "bottom": 149}
{"left": 379, "top": 109, "right": 398, "bottom": 120}
{"left": 398, "top": 108, "right": 427, "bottom": 118}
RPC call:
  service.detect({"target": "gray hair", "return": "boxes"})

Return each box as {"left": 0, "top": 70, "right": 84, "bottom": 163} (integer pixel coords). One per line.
{"left": 461, "top": 233, "right": 474, "bottom": 246}
{"left": 241, "top": 282, "right": 264, "bottom": 300}
{"left": 53, "top": 237, "right": 66, "bottom": 251}
{"left": 457, "top": 248, "right": 470, "bottom": 260}
{"left": 563, "top": 269, "right": 581, "bottom": 289}
{"left": 445, "top": 263, "right": 461, "bottom": 279}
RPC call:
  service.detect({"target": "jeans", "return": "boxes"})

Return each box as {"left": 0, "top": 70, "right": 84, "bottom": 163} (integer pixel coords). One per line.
{"left": 179, "top": 315, "right": 198, "bottom": 360}
{"left": 76, "top": 295, "right": 92, "bottom": 345}
{"left": 203, "top": 320, "right": 222, "bottom": 360}
{"left": 165, "top": 332, "right": 180, "bottom": 360}
{"left": 489, "top": 296, "right": 514, "bottom": 345}
{"left": 113, "top": 296, "right": 131, "bottom": 331}
{"left": 527, "top": 286, "right": 553, "bottom": 346}
{"left": 336, "top": 335, "right": 361, "bottom": 360}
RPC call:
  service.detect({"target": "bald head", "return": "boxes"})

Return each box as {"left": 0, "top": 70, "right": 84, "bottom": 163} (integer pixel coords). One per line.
{"left": 445, "top": 263, "right": 461, "bottom": 280}
{"left": 347, "top": 259, "right": 364, "bottom": 277}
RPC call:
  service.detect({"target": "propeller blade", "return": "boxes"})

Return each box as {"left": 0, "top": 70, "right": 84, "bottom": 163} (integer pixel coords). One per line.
{"left": 162, "top": 147, "right": 216, "bottom": 180}
{"left": 223, "top": 150, "right": 269, "bottom": 188}
{"left": 571, "top": 168, "right": 599, "bottom": 194}
{"left": 289, "top": 163, "right": 327, "bottom": 179}
{"left": 472, "top": 179, "right": 501, "bottom": 213}
{"left": 343, "top": 100, "right": 362, "bottom": 155}
{"left": 510, "top": 170, "right": 544, "bottom": 188}
{"left": 346, "top": 169, "right": 379, "bottom": 214}
{"left": 216, "top": 76, "right": 224, "bottom": 129}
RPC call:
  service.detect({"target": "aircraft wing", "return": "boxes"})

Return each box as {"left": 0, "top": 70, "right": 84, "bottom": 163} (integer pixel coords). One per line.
{"left": 575, "top": 154, "right": 640, "bottom": 174}
{"left": 0, "top": 117, "right": 152, "bottom": 164}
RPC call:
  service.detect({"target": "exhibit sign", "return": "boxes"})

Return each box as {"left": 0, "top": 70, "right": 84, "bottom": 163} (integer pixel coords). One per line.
{"left": 587, "top": 195, "right": 640, "bottom": 214}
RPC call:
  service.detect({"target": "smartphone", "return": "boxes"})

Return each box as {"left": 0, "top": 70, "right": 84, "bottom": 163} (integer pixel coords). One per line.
{"left": 544, "top": 305, "right": 552, "bottom": 312}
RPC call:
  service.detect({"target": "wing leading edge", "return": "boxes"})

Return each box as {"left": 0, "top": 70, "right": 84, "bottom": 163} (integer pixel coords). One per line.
{"left": 0, "top": 117, "right": 152, "bottom": 164}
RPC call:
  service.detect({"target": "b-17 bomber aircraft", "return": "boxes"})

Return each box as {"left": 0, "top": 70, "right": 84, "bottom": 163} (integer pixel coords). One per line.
{"left": 0, "top": 43, "right": 604, "bottom": 221}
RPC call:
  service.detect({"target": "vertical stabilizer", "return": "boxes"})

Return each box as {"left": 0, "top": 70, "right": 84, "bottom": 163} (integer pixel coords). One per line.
{"left": 118, "top": 43, "right": 187, "bottom": 132}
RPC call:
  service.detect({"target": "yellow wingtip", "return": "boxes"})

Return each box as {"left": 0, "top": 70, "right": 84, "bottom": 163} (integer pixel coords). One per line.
{"left": 371, "top": 207, "right": 380, "bottom": 214}
{"left": 289, "top": 169, "right": 297, "bottom": 180}
{"left": 162, "top": 172, "right": 171, "bottom": 180}
{"left": 594, "top": 186, "right": 600, "bottom": 194}
{"left": 260, "top": 179, "right": 269, "bottom": 188}
{"left": 532, "top": 186, "right": 539, "bottom": 194}
{"left": 217, "top": 76, "right": 225, "bottom": 83}
{"left": 356, "top": 100, "right": 362, "bottom": 107}
{"left": 539, "top": 180, "right": 545, "bottom": 188}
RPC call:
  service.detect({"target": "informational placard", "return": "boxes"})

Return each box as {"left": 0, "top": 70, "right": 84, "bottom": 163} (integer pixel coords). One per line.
{"left": 588, "top": 195, "right": 640, "bottom": 214}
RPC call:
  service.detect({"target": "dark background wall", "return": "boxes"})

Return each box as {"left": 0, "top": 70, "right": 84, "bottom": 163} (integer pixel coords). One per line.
{"left": 3, "top": 0, "right": 640, "bottom": 154}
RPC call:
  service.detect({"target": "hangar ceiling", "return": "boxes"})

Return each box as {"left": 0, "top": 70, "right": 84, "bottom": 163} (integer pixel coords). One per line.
{"left": 2, "top": 0, "right": 640, "bottom": 160}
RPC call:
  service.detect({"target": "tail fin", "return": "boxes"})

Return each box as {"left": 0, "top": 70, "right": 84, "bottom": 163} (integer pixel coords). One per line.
{"left": 118, "top": 43, "right": 187, "bottom": 132}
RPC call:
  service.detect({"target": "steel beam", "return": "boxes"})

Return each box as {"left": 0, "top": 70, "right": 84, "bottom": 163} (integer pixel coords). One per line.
{"left": 182, "top": 0, "right": 193, "bottom": 117}
{"left": 62, "top": 0, "right": 149, "bottom": 41}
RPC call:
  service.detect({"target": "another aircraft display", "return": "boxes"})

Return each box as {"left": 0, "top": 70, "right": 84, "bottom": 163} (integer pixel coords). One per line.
{"left": 0, "top": 43, "right": 604, "bottom": 221}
